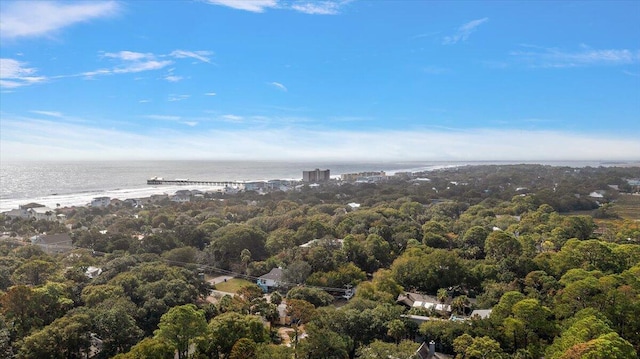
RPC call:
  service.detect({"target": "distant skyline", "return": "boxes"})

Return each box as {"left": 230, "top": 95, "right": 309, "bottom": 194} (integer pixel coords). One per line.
{"left": 1, "top": 0, "right": 639, "bottom": 161}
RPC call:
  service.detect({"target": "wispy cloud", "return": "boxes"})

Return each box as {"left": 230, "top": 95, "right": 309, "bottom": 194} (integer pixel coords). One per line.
{"left": 3, "top": 115, "right": 639, "bottom": 161}
{"left": 204, "top": 92, "right": 217, "bottom": 96}
{"left": 30, "top": 110, "right": 63, "bottom": 118}
{"left": 270, "top": 81, "right": 287, "bottom": 91}
{"left": 139, "top": 99, "right": 151, "bottom": 103}
{"left": 204, "top": 0, "right": 277, "bottom": 13}
{"left": 181, "top": 121, "right": 199, "bottom": 127}
{"left": 623, "top": 70, "right": 640, "bottom": 77}
{"left": 511, "top": 46, "right": 640, "bottom": 68}
{"left": 204, "top": 0, "right": 348, "bottom": 14}
{"left": 168, "top": 94, "right": 190, "bottom": 102}
{"left": 170, "top": 50, "right": 213, "bottom": 64}
{"left": 291, "top": 2, "right": 341, "bottom": 15}
{"left": 0, "top": 58, "right": 47, "bottom": 88}
{"left": 164, "top": 75, "right": 184, "bottom": 82}
{"left": 77, "top": 49, "right": 212, "bottom": 79}
{"left": 0, "top": 1, "right": 120, "bottom": 39}
{"left": 98, "top": 51, "right": 172, "bottom": 75}
{"left": 221, "top": 114, "right": 244, "bottom": 122}
{"left": 442, "top": 17, "right": 488, "bottom": 45}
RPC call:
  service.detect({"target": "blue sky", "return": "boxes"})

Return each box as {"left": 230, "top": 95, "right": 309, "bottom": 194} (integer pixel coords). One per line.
{"left": 1, "top": 0, "right": 639, "bottom": 161}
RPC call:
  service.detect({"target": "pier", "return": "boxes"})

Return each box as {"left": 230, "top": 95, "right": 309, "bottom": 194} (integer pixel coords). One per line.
{"left": 147, "top": 177, "right": 245, "bottom": 187}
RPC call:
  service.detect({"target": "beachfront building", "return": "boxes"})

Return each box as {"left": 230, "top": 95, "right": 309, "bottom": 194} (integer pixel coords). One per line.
{"left": 303, "top": 169, "right": 330, "bottom": 182}
{"left": 91, "top": 197, "right": 111, "bottom": 207}
{"left": 341, "top": 171, "right": 386, "bottom": 182}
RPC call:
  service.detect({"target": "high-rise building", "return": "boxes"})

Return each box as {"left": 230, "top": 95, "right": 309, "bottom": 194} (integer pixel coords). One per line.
{"left": 302, "top": 168, "right": 330, "bottom": 182}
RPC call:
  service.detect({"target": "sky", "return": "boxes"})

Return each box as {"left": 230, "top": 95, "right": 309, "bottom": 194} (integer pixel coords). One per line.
{"left": 0, "top": 0, "right": 639, "bottom": 162}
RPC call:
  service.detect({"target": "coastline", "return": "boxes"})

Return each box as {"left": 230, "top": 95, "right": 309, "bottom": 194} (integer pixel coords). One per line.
{"left": 2, "top": 160, "right": 637, "bottom": 213}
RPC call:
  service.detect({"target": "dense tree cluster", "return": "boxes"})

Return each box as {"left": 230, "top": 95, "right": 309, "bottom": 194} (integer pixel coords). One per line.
{"left": 0, "top": 164, "right": 638, "bottom": 358}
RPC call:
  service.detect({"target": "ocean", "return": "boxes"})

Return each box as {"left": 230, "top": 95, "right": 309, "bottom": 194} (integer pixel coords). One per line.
{"left": 0, "top": 160, "right": 457, "bottom": 212}
{"left": 0, "top": 160, "right": 631, "bottom": 213}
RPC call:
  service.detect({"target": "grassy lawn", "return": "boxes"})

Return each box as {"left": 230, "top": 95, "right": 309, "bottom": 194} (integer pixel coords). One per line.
{"left": 612, "top": 194, "right": 640, "bottom": 220}
{"left": 213, "top": 278, "right": 255, "bottom": 293}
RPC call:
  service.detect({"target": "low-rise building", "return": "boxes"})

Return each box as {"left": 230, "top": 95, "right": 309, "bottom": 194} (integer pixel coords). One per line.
{"left": 28, "top": 207, "right": 56, "bottom": 221}
{"left": 257, "top": 267, "right": 284, "bottom": 292}
{"left": 30, "top": 233, "right": 73, "bottom": 254}
{"left": 91, "top": 197, "right": 111, "bottom": 207}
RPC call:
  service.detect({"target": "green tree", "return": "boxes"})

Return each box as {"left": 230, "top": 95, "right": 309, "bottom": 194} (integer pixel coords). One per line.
{"left": 205, "top": 312, "right": 268, "bottom": 358}
{"left": 356, "top": 339, "right": 419, "bottom": 359}
{"left": 299, "top": 323, "right": 349, "bottom": 359}
{"left": 155, "top": 304, "right": 207, "bottom": 359}
{"left": 18, "top": 311, "right": 93, "bottom": 359}
{"left": 386, "top": 319, "right": 407, "bottom": 343}
{"left": 113, "top": 337, "right": 174, "bottom": 359}
{"left": 466, "top": 336, "right": 504, "bottom": 359}
{"left": 229, "top": 338, "right": 257, "bottom": 359}
{"left": 93, "top": 304, "right": 144, "bottom": 357}
{"left": 11, "top": 259, "right": 59, "bottom": 286}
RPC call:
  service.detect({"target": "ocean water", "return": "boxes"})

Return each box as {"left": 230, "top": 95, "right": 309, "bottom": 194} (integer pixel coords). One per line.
{"left": 0, "top": 160, "right": 456, "bottom": 212}
{"left": 0, "top": 160, "right": 631, "bottom": 213}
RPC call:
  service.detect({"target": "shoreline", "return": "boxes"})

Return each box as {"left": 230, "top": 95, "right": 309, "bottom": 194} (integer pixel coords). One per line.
{"left": 3, "top": 161, "right": 637, "bottom": 213}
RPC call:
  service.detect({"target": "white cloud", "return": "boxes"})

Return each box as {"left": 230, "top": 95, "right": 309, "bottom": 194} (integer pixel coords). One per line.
{"left": 170, "top": 50, "right": 213, "bottom": 63}
{"left": 168, "top": 94, "right": 190, "bottom": 102}
{"left": 221, "top": 114, "right": 244, "bottom": 122}
{"left": 204, "top": 0, "right": 347, "bottom": 14}
{"left": 0, "top": 58, "right": 47, "bottom": 88}
{"left": 164, "top": 75, "right": 184, "bottom": 82}
{"left": 2, "top": 117, "right": 639, "bottom": 161}
{"left": 205, "top": 0, "right": 277, "bottom": 13}
{"left": 104, "top": 51, "right": 153, "bottom": 61}
{"left": 204, "top": 92, "right": 217, "bottom": 96}
{"left": 30, "top": 110, "right": 63, "bottom": 118}
{"left": 443, "top": 17, "right": 488, "bottom": 45}
{"left": 291, "top": 2, "right": 340, "bottom": 15}
{"left": 100, "top": 51, "right": 173, "bottom": 74}
{"left": 511, "top": 46, "right": 640, "bottom": 68}
{"left": 0, "top": 1, "right": 120, "bottom": 39}
{"left": 5, "top": 111, "right": 640, "bottom": 162}
{"left": 113, "top": 60, "right": 173, "bottom": 74}
{"left": 139, "top": 99, "right": 151, "bottom": 103}
{"left": 78, "top": 49, "right": 211, "bottom": 80}
{"left": 145, "top": 115, "right": 181, "bottom": 121}
{"left": 270, "top": 81, "right": 287, "bottom": 91}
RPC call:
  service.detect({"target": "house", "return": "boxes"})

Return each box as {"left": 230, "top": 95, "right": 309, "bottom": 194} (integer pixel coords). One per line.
{"left": 28, "top": 207, "right": 57, "bottom": 221}
{"left": 415, "top": 341, "right": 452, "bottom": 359}
{"left": 124, "top": 198, "right": 143, "bottom": 207}
{"left": 4, "top": 208, "right": 30, "bottom": 220}
{"left": 30, "top": 233, "right": 73, "bottom": 254}
{"left": 470, "top": 309, "right": 492, "bottom": 320}
{"left": 91, "top": 197, "right": 111, "bottom": 207}
{"left": 171, "top": 194, "right": 191, "bottom": 203}
{"left": 149, "top": 194, "right": 169, "bottom": 203}
{"left": 257, "top": 268, "right": 284, "bottom": 292}
{"left": 85, "top": 266, "right": 102, "bottom": 279}
{"left": 5, "top": 203, "right": 55, "bottom": 221}
{"left": 397, "top": 292, "right": 452, "bottom": 313}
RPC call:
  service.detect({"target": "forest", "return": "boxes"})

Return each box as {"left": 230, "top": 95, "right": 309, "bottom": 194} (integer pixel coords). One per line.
{"left": 0, "top": 164, "right": 639, "bottom": 359}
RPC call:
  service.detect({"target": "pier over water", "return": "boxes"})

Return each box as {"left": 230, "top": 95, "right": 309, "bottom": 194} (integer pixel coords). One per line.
{"left": 147, "top": 177, "right": 244, "bottom": 187}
